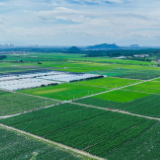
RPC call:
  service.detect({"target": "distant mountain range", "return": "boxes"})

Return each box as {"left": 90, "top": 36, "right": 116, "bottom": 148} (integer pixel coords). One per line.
{"left": 86, "top": 43, "right": 120, "bottom": 50}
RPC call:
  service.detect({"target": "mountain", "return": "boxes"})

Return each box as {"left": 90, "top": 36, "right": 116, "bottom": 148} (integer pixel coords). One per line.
{"left": 67, "top": 46, "right": 81, "bottom": 53}
{"left": 130, "top": 44, "right": 140, "bottom": 48}
{"left": 86, "top": 43, "right": 120, "bottom": 50}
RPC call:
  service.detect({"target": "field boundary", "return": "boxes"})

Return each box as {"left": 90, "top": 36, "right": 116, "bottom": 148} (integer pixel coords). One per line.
{"left": 0, "top": 123, "right": 107, "bottom": 160}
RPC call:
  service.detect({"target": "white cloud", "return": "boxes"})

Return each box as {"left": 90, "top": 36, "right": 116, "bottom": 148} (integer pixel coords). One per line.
{"left": 1, "top": 0, "right": 160, "bottom": 45}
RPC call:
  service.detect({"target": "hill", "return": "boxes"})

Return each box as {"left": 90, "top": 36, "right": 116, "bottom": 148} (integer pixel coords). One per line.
{"left": 86, "top": 43, "right": 120, "bottom": 50}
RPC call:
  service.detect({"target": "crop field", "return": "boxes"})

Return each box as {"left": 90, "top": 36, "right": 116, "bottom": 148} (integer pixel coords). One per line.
{"left": 0, "top": 91, "right": 57, "bottom": 116}
{"left": 76, "top": 90, "right": 150, "bottom": 108}
{"left": 88, "top": 68, "right": 160, "bottom": 80}
{"left": 18, "top": 83, "right": 107, "bottom": 100}
{"left": 124, "top": 81, "right": 160, "bottom": 94}
{"left": 0, "top": 67, "right": 28, "bottom": 73}
{"left": 0, "top": 126, "right": 82, "bottom": 160}
{"left": 0, "top": 103, "right": 156, "bottom": 159}
{"left": 105, "top": 121, "right": 160, "bottom": 160}
{"left": 77, "top": 92, "right": 160, "bottom": 118}
{"left": 2, "top": 53, "right": 154, "bottom": 65}
{"left": 75, "top": 77, "right": 142, "bottom": 88}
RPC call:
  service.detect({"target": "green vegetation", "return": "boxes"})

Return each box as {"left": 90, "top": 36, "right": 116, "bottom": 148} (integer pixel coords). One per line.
{"left": 0, "top": 67, "right": 29, "bottom": 73}
{"left": 0, "top": 126, "right": 82, "bottom": 160}
{"left": 112, "top": 95, "right": 160, "bottom": 118}
{"left": 94, "top": 90, "right": 150, "bottom": 102}
{"left": 76, "top": 97, "right": 121, "bottom": 108}
{"left": 0, "top": 103, "right": 155, "bottom": 159}
{"left": 77, "top": 90, "right": 150, "bottom": 105}
{"left": 0, "top": 91, "right": 57, "bottom": 116}
{"left": 77, "top": 94, "right": 160, "bottom": 118}
{"left": 89, "top": 68, "right": 160, "bottom": 80}
{"left": 124, "top": 81, "right": 160, "bottom": 94}
{"left": 105, "top": 122, "right": 160, "bottom": 160}
{"left": 75, "top": 77, "right": 141, "bottom": 88}
{"left": 18, "top": 83, "right": 107, "bottom": 100}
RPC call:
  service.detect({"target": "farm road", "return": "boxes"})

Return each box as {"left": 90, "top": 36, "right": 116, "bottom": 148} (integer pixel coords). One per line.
{"left": 0, "top": 123, "right": 107, "bottom": 160}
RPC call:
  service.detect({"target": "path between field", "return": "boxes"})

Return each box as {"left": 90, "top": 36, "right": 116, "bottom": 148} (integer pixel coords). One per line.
{"left": 0, "top": 123, "right": 107, "bottom": 160}
{"left": 71, "top": 102, "right": 160, "bottom": 121}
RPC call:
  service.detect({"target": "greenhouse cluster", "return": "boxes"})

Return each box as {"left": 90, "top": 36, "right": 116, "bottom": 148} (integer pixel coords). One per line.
{"left": 0, "top": 78, "right": 61, "bottom": 91}
{"left": 39, "top": 73, "right": 103, "bottom": 82}
{"left": 0, "top": 70, "right": 102, "bottom": 91}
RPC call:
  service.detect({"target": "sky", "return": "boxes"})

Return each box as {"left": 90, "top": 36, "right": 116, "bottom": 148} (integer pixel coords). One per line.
{"left": 0, "top": 0, "right": 160, "bottom": 46}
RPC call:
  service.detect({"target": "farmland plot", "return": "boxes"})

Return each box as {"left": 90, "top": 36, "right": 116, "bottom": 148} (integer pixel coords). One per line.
{"left": 0, "top": 127, "right": 82, "bottom": 160}
{"left": 76, "top": 90, "right": 150, "bottom": 108}
{"left": 0, "top": 92, "right": 57, "bottom": 116}
{"left": 18, "top": 83, "right": 107, "bottom": 100}
{"left": 1, "top": 103, "right": 156, "bottom": 159}
{"left": 75, "top": 77, "right": 141, "bottom": 88}
{"left": 124, "top": 81, "right": 160, "bottom": 94}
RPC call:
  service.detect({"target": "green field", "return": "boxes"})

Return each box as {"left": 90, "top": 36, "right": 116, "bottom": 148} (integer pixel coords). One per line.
{"left": 88, "top": 68, "right": 160, "bottom": 80}
{"left": 105, "top": 121, "right": 160, "bottom": 160}
{"left": 93, "top": 90, "right": 150, "bottom": 102}
{"left": 76, "top": 90, "right": 150, "bottom": 108}
{"left": 75, "top": 77, "right": 142, "bottom": 88}
{"left": 3, "top": 53, "right": 154, "bottom": 66}
{"left": 124, "top": 81, "right": 160, "bottom": 94}
{"left": 0, "top": 103, "right": 156, "bottom": 159}
{"left": 0, "top": 91, "right": 57, "bottom": 116}
{"left": 0, "top": 126, "right": 82, "bottom": 160}
{"left": 77, "top": 93, "right": 160, "bottom": 118}
{"left": 18, "top": 83, "right": 107, "bottom": 100}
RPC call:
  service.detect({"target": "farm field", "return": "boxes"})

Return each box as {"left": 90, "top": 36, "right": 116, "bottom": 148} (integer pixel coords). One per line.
{"left": 77, "top": 92, "right": 160, "bottom": 118}
{"left": 18, "top": 83, "right": 107, "bottom": 100}
{"left": 76, "top": 90, "right": 151, "bottom": 108}
{"left": 0, "top": 90, "right": 57, "bottom": 116}
{"left": 105, "top": 121, "right": 160, "bottom": 160}
{"left": 0, "top": 126, "right": 82, "bottom": 160}
{"left": 124, "top": 81, "right": 160, "bottom": 94}
{"left": 0, "top": 103, "right": 156, "bottom": 159}
{"left": 75, "top": 77, "right": 142, "bottom": 88}
{"left": 88, "top": 68, "right": 160, "bottom": 80}
{"left": 3, "top": 53, "right": 154, "bottom": 65}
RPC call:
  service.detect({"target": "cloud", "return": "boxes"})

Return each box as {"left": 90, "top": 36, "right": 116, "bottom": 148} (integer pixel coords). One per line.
{"left": 0, "top": 0, "right": 160, "bottom": 45}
